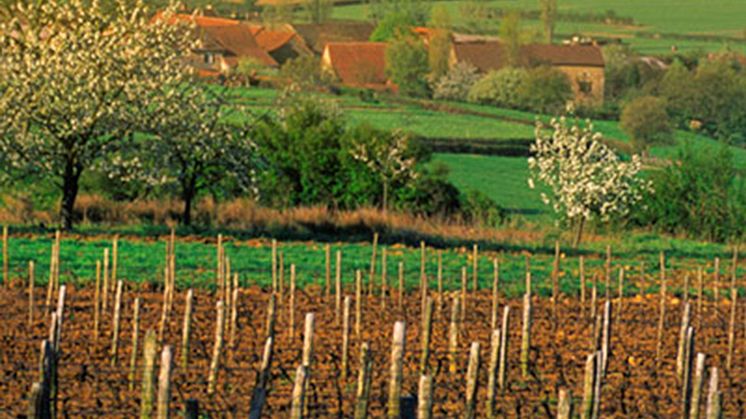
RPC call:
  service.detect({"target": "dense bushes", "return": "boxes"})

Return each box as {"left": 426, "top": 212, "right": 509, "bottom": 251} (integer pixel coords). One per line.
{"left": 467, "top": 66, "right": 571, "bottom": 113}
{"left": 631, "top": 145, "right": 745, "bottom": 242}
{"left": 432, "top": 62, "right": 480, "bottom": 101}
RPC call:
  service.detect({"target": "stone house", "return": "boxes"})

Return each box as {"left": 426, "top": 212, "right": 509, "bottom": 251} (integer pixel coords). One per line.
{"left": 321, "top": 42, "right": 393, "bottom": 91}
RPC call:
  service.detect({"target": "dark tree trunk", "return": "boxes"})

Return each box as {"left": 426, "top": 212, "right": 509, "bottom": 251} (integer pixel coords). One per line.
{"left": 182, "top": 176, "right": 197, "bottom": 227}
{"left": 60, "top": 159, "right": 82, "bottom": 231}
{"left": 573, "top": 217, "right": 586, "bottom": 249}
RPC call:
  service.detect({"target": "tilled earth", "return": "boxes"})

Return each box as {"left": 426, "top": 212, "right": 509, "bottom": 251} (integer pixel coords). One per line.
{"left": 1, "top": 284, "right": 745, "bottom": 418}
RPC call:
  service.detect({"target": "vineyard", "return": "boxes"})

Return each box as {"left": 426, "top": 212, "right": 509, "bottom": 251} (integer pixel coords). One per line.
{"left": 0, "top": 230, "right": 744, "bottom": 418}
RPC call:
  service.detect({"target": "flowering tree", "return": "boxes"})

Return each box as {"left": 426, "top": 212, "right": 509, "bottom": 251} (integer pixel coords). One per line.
{"left": 0, "top": 0, "right": 191, "bottom": 229}
{"left": 350, "top": 129, "right": 418, "bottom": 211}
{"left": 528, "top": 116, "right": 650, "bottom": 247}
{"left": 130, "top": 86, "right": 257, "bottom": 226}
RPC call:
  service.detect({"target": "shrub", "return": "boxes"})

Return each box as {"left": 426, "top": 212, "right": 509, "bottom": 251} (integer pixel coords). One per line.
{"left": 280, "top": 55, "right": 332, "bottom": 90}
{"left": 467, "top": 67, "right": 528, "bottom": 107}
{"left": 631, "top": 145, "right": 745, "bottom": 242}
{"left": 518, "top": 66, "right": 573, "bottom": 114}
{"left": 395, "top": 162, "right": 461, "bottom": 217}
{"left": 619, "top": 95, "right": 673, "bottom": 154}
{"left": 432, "top": 62, "right": 481, "bottom": 101}
{"left": 461, "top": 190, "right": 507, "bottom": 227}
{"left": 385, "top": 35, "right": 430, "bottom": 97}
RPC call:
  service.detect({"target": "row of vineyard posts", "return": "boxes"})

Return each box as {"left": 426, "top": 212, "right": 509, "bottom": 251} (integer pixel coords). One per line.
{"left": 0, "top": 227, "right": 740, "bottom": 418}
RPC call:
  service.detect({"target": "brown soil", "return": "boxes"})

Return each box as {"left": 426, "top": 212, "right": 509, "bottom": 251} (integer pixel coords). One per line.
{"left": 1, "top": 285, "right": 744, "bottom": 418}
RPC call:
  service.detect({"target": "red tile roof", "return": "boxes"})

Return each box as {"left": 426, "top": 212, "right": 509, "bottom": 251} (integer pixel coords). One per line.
{"left": 323, "top": 42, "right": 388, "bottom": 88}
{"left": 293, "top": 22, "right": 375, "bottom": 54}
{"left": 248, "top": 24, "right": 300, "bottom": 52}
{"left": 452, "top": 40, "right": 604, "bottom": 72}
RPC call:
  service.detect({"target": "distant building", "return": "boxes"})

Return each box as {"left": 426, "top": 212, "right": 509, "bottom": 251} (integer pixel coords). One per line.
{"left": 292, "top": 22, "right": 375, "bottom": 54}
{"left": 450, "top": 40, "right": 606, "bottom": 105}
{"left": 155, "top": 13, "right": 277, "bottom": 76}
{"left": 248, "top": 23, "right": 313, "bottom": 65}
{"left": 321, "top": 42, "right": 393, "bottom": 91}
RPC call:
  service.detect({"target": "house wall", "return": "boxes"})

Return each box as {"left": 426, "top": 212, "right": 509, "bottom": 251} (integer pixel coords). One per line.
{"left": 556, "top": 65, "right": 605, "bottom": 105}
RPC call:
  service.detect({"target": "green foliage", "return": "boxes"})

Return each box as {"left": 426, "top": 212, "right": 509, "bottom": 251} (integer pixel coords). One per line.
{"left": 460, "top": 189, "right": 507, "bottom": 227}
{"left": 385, "top": 35, "right": 430, "bottom": 97}
{"left": 369, "top": 0, "right": 428, "bottom": 41}
{"left": 432, "top": 62, "right": 481, "bottom": 101}
{"left": 280, "top": 55, "right": 332, "bottom": 90}
{"left": 619, "top": 95, "right": 673, "bottom": 153}
{"left": 539, "top": 0, "right": 557, "bottom": 43}
{"left": 632, "top": 145, "right": 745, "bottom": 242}
{"left": 499, "top": 11, "right": 522, "bottom": 66}
{"left": 370, "top": 10, "right": 418, "bottom": 41}
{"left": 427, "top": 5, "right": 452, "bottom": 80}
{"left": 304, "top": 0, "right": 333, "bottom": 23}
{"left": 458, "top": 1, "right": 493, "bottom": 34}
{"left": 395, "top": 162, "right": 462, "bottom": 217}
{"left": 468, "top": 67, "right": 528, "bottom": 108}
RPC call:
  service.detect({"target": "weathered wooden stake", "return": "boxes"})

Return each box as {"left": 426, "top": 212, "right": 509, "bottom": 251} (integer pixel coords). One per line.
{"left": 604, "top": 246, "right": 611, "bottom": 300}
{"left": 656, "top": 252, "right": 667, "bottom": 367}
{"left": 27, "top": 382, "right": 45, "bottom": 419}
{"left": 266, "top": 294, "right": 277, "bottom": 339}
{"left": 437, "top": 251, "right": 443, "bottom": 316}
{"left": 141, "top": 330, "right": 157, "bottom": 419}
{"left": 491, "top": 258, "right": 499, "bottom": 330}
{"left": 689, "top": 353, "right": 706, "bottom": 419}
{"left": 417, "top": 374, "right": 433, "bottom": 419}
{"left": 94, "top": 260, "right": 101, "bottom": 340}
{"left": 156, "top": 345, "right": 173, "bottom": 419}
{"left": 271, "top": 238, "right": 277, "bottom": 293}
{"left": 369, "top": 232, "right": 378, "bottom": 296}
{"left": 278, "top": 252, "right": 284, "bottom": 300}
{"left": 676, "top": 302, "right": 691, "bottom": 380}
{"left": 448, "top": 296, "right": 461, "bottom": 373}
{"left": 335, "top": 250, "right": 342, "bottom": 325}
{"left": 464, "top": 342, "right": 480, "bottom": 419}
{"left": 398, "top": 261, "right": 404, "bottom": 311}
{"left": 590, "top": 272, "right": 598, "bottom": 320}
{"left": 580, "top": 353, "right": 596, "bottom": 419}
{"left": 592, "top": 350, "right": 603, "bottom": 419}
{"left": 290, "top": 365, "right": 307, "bottom": 419}
{"left": 388, "top": 321, "right": 406, "bottom": 419}
{"left": 289, "top": 264, "right": 296, "bottom": 339}
{"left": 229, "top": 287, "right": 239, "bottom": 350}
{"left": 354, "top": 342, "right": 373, "bottom": 419}
{"left": 681, "top": 327, "right": 695, "bottom": 418}
{"left": 420, "top": 296, "right": 433, "bottom": 374}
{"left": 520, "top": 292, "right": 532, "bottom": 379}
{"left": 558, "top": 388, "right": 573, "bottom": 419}
{"left": 697, "top": 267, "right": 704, "bottom": 324}
{"left": 129, "top": 297, "right": 141, "bottom": 391}
{"left": 713, "top": 257, "right": 720, "bottom": 302}
{"left": 301, "top": 312, "right": 315, "bottom": 415}
{"left": 381, "top": 248, "right": 388, "bottom": 310}
{"left": 181, "top": 289, "right": 193, "bottom": 369}
{"left": 705, "top": 367, "right": 720, "bottom": 419}
{"left": 249, "top": 337, "right": 274, "bottom": 419}
{"left": 110, "top": 280, "right": 123, "bottom": 365}
{"left": 355, "top": 269, "right": 363, "bottom": 339}
{"left": 342, "top": 296, "right": 351, "bottom": 382}
{"left": 207, "top": 300, "right": 225, "bottom": 395}
{"left": 486, "top": 328, "right": 501, "bottom": 418}
{"left": 112, "top": 236, "right": 118, "bottom": 290}
{"left": 726, "top": 287, "right": 737, "bottom": 370}
{"left": 551, "top": 241, "right": 560, "bottom": 321}
{"left": 28, "top": 261, "right": 35, "bottom": 327}
{"left": 600, "top": 300, "right": 611, "bottom": 376}
{"left": 472, "top": 244, "right": 478, "bottom": 292}
{"left": 498, "top": 306, "right": 510, "bottom": 391}
{"left": 580, "top": 256, "right": 586, "bottom": 308}
{"left": 684, "top": 274, "right": 690, "bottom": 305}
{"left": 103, "top": 248, "right": 110, "bottom": 311}
{"left": 325, "top": 243, "right": 331, "bottom": 298}
{"left": 461, "top": 266, "right": 467, "bottom": 322}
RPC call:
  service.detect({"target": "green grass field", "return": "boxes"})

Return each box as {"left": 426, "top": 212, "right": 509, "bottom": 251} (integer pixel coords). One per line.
{"left": 1, "top": 233, "right": 741, "bottom": 297}
{"left": 332, "top": 0, "right": 746, "bottom": 54}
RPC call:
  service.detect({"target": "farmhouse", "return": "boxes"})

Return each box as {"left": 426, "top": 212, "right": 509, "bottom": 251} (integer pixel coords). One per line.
{"left": 292, "top": 22, "right": 375, "bottom": 54}
{"left": 450, "top": 40, "right": 606, "bottom": 104}
{"left": 321, "top": 42, "right": 392, "bottom": 90}
{"left": 156, "top": 13, "right": 278, "bottom": 76}
{"left": 248, "top": 23, "right": 314, "bottom": 65}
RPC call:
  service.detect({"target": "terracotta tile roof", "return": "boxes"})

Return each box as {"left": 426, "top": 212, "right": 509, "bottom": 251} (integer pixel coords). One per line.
{"left": 452, "top": 40, "right": 604, "bottom": 71}
{"left": 248, "top": 24, "right": 300, "bottom": 52}
{"left": 323, "top": 42, "right": 388, "bottom": 88}
{"left": 293, "top": 22, "right": 375, "bottom": 53}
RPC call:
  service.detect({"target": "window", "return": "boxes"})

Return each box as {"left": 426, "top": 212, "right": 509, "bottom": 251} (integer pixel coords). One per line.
{"left": 577, "top": 72, "right": 593, "bottom": 94}
{"left": 204, "top": 52, "right": 214, "bottom": 64}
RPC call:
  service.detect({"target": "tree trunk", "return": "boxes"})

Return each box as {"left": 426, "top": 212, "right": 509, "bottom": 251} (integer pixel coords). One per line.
{"left": 573, "top": 217, "right": 585, "bottom": 249}
{"left": 182, "top": 176, "right": 197, "bottom": 227}
{"left": 60, "top": 159, "right": 82, "bottom": 231}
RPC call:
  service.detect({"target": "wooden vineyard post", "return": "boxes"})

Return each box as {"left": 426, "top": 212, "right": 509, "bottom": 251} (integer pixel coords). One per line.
{"left": 713, "top": 257, "right": 720, "bottom": 303}
{"left": 656, "top": 252, "right": 667, "bottom": 367}
{"left": 491, "top": 259, "right": 499, "bottom": 330}
{"left": 355, "top": 270, "right": 362, "bottom": 339}
{"left": 580, "top": 353, "right": 596, "bottom": 419}
{"left": 103, "top": 248, "right": 110, "bottom": 312}
{"left": 388, "top": 321, "right": 406, "bottom": 419}
{"left": 580, "top": 256, "right": 586, "bottom": 310}
{"left": 472, "top": 244, "right": 478, "bottom": 292}
{"left": 249, "top": 337, "right": 275, "bottom": 419}
{"left": 684, "top": 274, "right": 690, "bottom": 305}
{"left": 27, "top": 382, "right": 45, "bottom": 419}
{"left": 2, "top": 225, "right": 7, "bottom": 288}
{"left": 437, "top": 251, "right": 443, "bottom": 316}
{"left": 616, "top": 268, "right": 624, "bottom": 320}
{"left": 112, "top": 236, "right": 118, "bottom": 290}
{"left": 592, "top": 350, "right": 603, "bottom": 419}
{"left": 129, "top": 298, "right": 141, "bottom": 390}
{"left": 181, "top": 290, "right": 193, "bottom": 369}
{"left": 381, "top": 248, "right": 388, "bottom": 310}
{"left": 335, "top": 250, "right": 342, "bottom": 325}
{"left": 557, "top": 388, "right": 573, "bottom": 419}
{"left": 141, "top": 330, "right": 157, "bottom": 419}
{"left": 36, "top": 340, "right": 53, "bottom": 419}
{"left": 498, "top": 306, "right": 510, "bottom": 391}
{"left": 486, "top": 328, "right": 500, "bottom": 418}
{"left": 301, "top": 313, "right": 315, "bottom": 416}
{"left": 207, "top": 300, "right": 225, "bottom": 396}
{"left": 290, "top": 365, "right": 308, "bottom": 419}
{"left": 676, "top": 302, "right": 691, "bottom": 380}
{"left": 520, "top": 293, "right": 532, "bottom": 379}
{"left": 604, "top": 246, "right": 611, "bottom": 300}
{"left": 460, "top": 266, "right": 467, "bottom": 322}
{"left": 111, "top": 280, "right": 123, "bottom": 366}
{"left": 420, "top": 296, "right": 433, "bottom": 374}
{"left": 448, "top": 296, "right": 461, "bottom": 373}
{"left": 353, "top": 342, "right": 372, "bottom": 419}
{"left": 266, "top": 294, "right": 277, "bottom": 339}
{"left": 229, "top": 287, "right": 239, "bottom": 351}
{"left": 28, "top": 261, "right": 34, "bottom": 327}
{"left": 325, "top": 243, "right": 331, "bottom": 298}
{"left": 690, "top": 353, "right": 706, "bottom": 419}
{"left": 156, "top": 345, "right": 173, "bottom": 419}
{"left": 342, "top": 296, "right": 351, "bottom": 382}
{"left": 417, "top": 374, "right": 433, "bottom": 419}
{"left": 697, "top": 267, "right": 704, "bottom": 322}
{"left": 94, "top": 260, "right": 101, "bottom": 340}
{"left": 726, "top": 287, "right": 737, "bottom": 370}
{"left": 464, "top": 342, "right": 481, "bottom": 419}
{"left": 278, "top": 252, "right": 284, "bottom": 300}
{"left": 271, "top": 238, "right": 277, "bottom": 293}
{"left": 590, "top": 272, "right": 598, "bottom": 320}
{"left": 289, "top": 264, "right": 296, "bottom": 339}
{"left": 705, "top": 367, "right": 720, "bottom": 419}
{"left": 525, "top": 255, "right": 531, "bottom": 296}
{"left": 551, "top": 241, "right": 560, "bottom": 322}
{"left": 398, "top": 261, "right": 404, "bottom": 311}
{"left": 369, "top": 232, "right": 378, "bottom": 296}
{"left": 681, "top": 327, "right": 695, "bottom": 417}
{"left": 600, "top": 301, "right": 611, "bottom": 377}
{"left": 420, "top": 241, "right": 426, "bottom": 308}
